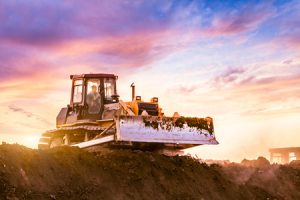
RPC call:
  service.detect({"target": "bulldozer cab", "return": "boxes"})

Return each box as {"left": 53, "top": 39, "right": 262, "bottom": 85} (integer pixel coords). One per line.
{"left": 69, "top": 74, "right": 119, "bottom": 120}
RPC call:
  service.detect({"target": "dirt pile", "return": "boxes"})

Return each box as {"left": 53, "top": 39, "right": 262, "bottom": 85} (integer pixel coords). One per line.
{"left": 0, "top": 144, "right": 300, "bottom": 200}
{"left": 240, "top": 156, "right": 270, "bottom": 168}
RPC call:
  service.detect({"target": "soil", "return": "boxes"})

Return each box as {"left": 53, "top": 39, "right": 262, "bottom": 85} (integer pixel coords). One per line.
{"left": 0, "top": 144, "right": 300, "bottom": 200}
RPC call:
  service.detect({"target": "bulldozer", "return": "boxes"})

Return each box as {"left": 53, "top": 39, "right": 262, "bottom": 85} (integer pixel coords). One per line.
{"left": 38, "top": 73, "right": 218, "bottom": 151}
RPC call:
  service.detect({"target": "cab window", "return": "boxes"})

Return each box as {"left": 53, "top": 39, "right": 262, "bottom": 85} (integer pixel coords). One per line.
{"left": 86, "top": 79, "right": 101, "bottom": 114}
{"left": 73, "top": 80, "right": 83, "bottom": 103}
{"left": 104, "top": 78, "right": 115, "bottom": 100}
{"left": 87, "top": 79, "right": 100, "bottom": 95}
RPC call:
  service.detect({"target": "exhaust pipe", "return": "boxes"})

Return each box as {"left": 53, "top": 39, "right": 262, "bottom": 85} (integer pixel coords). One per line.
{"left": 131, "top": 83, "right": 135, "bottom": 101}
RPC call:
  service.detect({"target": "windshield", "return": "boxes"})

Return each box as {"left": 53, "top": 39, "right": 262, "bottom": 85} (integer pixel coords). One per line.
{"left": 86, "top": 79, "right": 101, "bottom": 114}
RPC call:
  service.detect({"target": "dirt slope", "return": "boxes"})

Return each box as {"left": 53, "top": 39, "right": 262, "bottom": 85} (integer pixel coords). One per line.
{"left": 0, "top": 144, "right": 299, "bottom": 200}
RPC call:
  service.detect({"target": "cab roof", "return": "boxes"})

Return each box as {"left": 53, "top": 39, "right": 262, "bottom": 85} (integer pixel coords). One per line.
{"left": 70, "top": 73, "right": 117, "bottom": 79}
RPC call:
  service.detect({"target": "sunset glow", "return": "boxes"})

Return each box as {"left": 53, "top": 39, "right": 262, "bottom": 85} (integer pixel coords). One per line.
{"left": 1, "top": 0, "right": 300, "bottom": 161}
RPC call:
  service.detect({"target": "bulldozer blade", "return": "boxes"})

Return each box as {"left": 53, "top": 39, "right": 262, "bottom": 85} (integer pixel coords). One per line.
{"left": 116, "top": 116, "right": 219, "bottom": 145}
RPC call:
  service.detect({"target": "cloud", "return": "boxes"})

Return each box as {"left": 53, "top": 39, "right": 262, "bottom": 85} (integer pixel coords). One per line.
{"left": 214, "top": 68, "right": 300, "bottom": 96}
{"left": 9, "top": 105, "right": 33, "bottom": 117}
{"left": 0, "top": 0, "right": 275, "bottom": 46}
{"left": 213, "top": 67, "right": 254, "bottom": 87}
{"left": 0, "top": 0, "right": 280, "bottom": 87}
{"left": 0, "top": 0, "right": 204, "bottom": 80}
{"left": 195, "top": 60, "right": 300, "bottom": 117}
{"left": 254, "top": 0, "right": 300, "bottom": 51}
{"left": 51, "top": 30, "right": 191, "bottom": 69}
{"left": 0, "top": 0, "right": 76, "bottom": 45}
{"left": 283, "top": 59, "right": 293, "bottom": 65}
{"left": 8, "top": 105, "right": 52, "bottom": 125}
{"left": 169, "top": 85, "right": 199, "bottom": 95}
{"left": 200, "top": 2, "right": 274, "bottom": 36}
{"left": 0, "top": 0, "right": 194, "bottom": 45}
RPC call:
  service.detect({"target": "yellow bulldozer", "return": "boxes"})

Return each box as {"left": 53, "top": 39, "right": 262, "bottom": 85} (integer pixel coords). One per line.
{"left": 38, "top": 73, "right": 218, "bottom": 151}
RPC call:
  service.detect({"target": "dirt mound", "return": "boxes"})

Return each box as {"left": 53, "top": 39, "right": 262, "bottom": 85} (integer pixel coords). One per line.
{"left": 0, "top": 144, "right": 300, "bottom": 200}
{"left": 290, "top": 160, "right": 300, "bottom": 169}
{"left": 240, "top": 156, "right": 270, "bottom": 168}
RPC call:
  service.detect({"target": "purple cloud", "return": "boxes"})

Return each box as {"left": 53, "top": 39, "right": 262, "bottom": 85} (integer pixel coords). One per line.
{"left": 0, "top": 0, "right": 203, "bottom": 80}
{"left": 213, "top": 67, "right": 250, "bottom": 86}
{"left": 0, "top": 0, "right": 295, "bottom": 87}
{"left": 283, "top": 59, "right": 293, "bottom": 65}
{"left": 0, "top": 0, "right": 184, "bottom": 45}
{"left": 8, "top": 105, "right": 52, "bottom": 125}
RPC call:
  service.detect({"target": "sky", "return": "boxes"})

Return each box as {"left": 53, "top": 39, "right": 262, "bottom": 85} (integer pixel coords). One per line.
{"left": 0, "top": 0, "right": 300, "bottom": 162}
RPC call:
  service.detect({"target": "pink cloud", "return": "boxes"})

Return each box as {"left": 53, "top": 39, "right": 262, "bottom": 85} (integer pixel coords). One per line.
{"left": 43, "top": 29, "right": 192, "bottom": 69}
{"left": 198, "top": 3, "right": 274, "bottom": 37}
{"left": 213, "top": 68, "right": 248, "bottom": 85}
